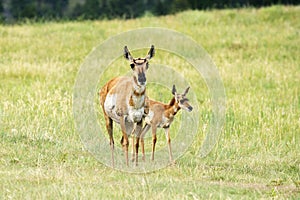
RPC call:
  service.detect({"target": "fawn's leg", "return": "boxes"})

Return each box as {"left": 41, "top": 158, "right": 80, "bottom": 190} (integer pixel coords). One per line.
{"left": 164, "top": 127, "right": 174, "bottom": 163}
{"left": 151, "top": 126, "right": 157, "bottom": 161}
{"left": 140, "top": 124, "right": 151, "bottom": 161}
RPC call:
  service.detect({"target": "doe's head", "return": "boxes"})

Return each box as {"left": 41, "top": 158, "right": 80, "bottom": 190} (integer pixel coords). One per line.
{"left": 124, "top": 45, "right": 155, "bottom": 86}
{"left": 172, "top": 85, "right": 193, "bottom": 112}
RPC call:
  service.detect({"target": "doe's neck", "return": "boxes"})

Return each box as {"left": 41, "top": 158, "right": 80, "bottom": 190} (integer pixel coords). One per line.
{"left": 132, "top": 77, "right": 146, "bottom": 95}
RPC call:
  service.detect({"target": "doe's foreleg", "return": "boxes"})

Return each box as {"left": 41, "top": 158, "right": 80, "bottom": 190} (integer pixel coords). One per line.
{"left": 120, "top": 117, "right": 129, "bottom": 166}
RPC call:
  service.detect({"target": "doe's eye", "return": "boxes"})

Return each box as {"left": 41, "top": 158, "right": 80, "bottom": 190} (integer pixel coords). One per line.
{"left": 130, "top": 63, "right": 135, "bottom": 69}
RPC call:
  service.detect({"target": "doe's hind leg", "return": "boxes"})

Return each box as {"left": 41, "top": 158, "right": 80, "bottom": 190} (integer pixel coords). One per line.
{"left": 105, "top": 116, "right": 114, "bottom": 167}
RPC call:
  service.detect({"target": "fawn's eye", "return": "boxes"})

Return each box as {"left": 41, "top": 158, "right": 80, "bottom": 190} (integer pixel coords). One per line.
{"left": 180, "top": 99, "right": 188, "bottom": 104}
{"left": 180, "top": 99, "right": 184, "bottom": 104}
{"left": 130, "top": 63, "right": 135, "bottom": 69}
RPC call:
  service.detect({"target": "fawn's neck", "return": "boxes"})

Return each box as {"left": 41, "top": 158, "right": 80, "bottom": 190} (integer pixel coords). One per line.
{"left": 164, "top": 97, "right": 181, "bottom": 118}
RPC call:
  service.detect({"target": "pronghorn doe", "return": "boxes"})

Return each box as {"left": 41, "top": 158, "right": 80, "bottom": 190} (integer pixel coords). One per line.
{"left": 139, "top": 85, "right": 193, "bottom": 163}
{"left": 99, "top": 45, "right": 155, "bottom": 167}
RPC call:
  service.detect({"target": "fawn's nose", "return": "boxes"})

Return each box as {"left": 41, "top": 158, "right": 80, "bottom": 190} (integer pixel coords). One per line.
{"left": 188, "top": 106, "right": 193, "bottom": 112}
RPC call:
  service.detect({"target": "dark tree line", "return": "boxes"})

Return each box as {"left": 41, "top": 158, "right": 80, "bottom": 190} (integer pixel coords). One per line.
{"left": 1, "top": 0, "right": 299, "bottom": 23}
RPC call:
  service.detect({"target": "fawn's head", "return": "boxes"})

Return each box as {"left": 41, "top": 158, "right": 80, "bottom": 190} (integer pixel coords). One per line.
{"left": 124, "top": 45, "right": 155, "bottom": 86}
{"left": 172, "top": 85, "right": 193, "bottom": 112}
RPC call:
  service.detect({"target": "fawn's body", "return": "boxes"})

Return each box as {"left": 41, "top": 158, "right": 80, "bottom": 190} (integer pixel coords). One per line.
{"left": 139, "top": 85, "right": 193, "bottom": 163}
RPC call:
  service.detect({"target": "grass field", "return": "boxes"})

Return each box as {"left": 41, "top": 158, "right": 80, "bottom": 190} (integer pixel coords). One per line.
{"left": 1, "top": 5, "right": 300, "bottom": 199}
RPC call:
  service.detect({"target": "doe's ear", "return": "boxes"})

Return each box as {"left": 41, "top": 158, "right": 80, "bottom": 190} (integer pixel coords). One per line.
{"left": 146, "top": 45, "right": 155, "bottom": 60}
{"left": 172, "top": 84, "right": 177, "bottom": 95}
{"left": 124, "top": 46, "right": 133, "bottom": 61}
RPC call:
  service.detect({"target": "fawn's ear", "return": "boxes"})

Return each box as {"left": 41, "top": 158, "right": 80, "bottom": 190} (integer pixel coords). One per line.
{"left": 124, "top": 46, "right": 133, "bottom": 61}
{"left": 146, "top": 45, "right": 155, "bottom": 60}
{"left": 172, "top": 84, "right": 177, "bottom": 95}
{"left": 183, "top": 86, "right": 190, "bottom": 96}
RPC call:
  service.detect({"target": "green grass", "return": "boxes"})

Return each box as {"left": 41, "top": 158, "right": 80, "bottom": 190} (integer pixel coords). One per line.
{"left": 1, "top": 5, "right": 300, "bottom": 199}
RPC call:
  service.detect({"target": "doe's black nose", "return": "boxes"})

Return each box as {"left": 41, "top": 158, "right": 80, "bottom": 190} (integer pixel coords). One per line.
{"left": 138, "top": 74, "right": 146, "bottom": 84}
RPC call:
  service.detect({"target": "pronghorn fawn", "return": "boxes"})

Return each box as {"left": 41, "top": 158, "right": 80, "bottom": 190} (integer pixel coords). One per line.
{"left": 99, "top": 45, "right": 155, "bottom": 167}
{"left": 139, "top": 85, "right": 193, "bottom": 164}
